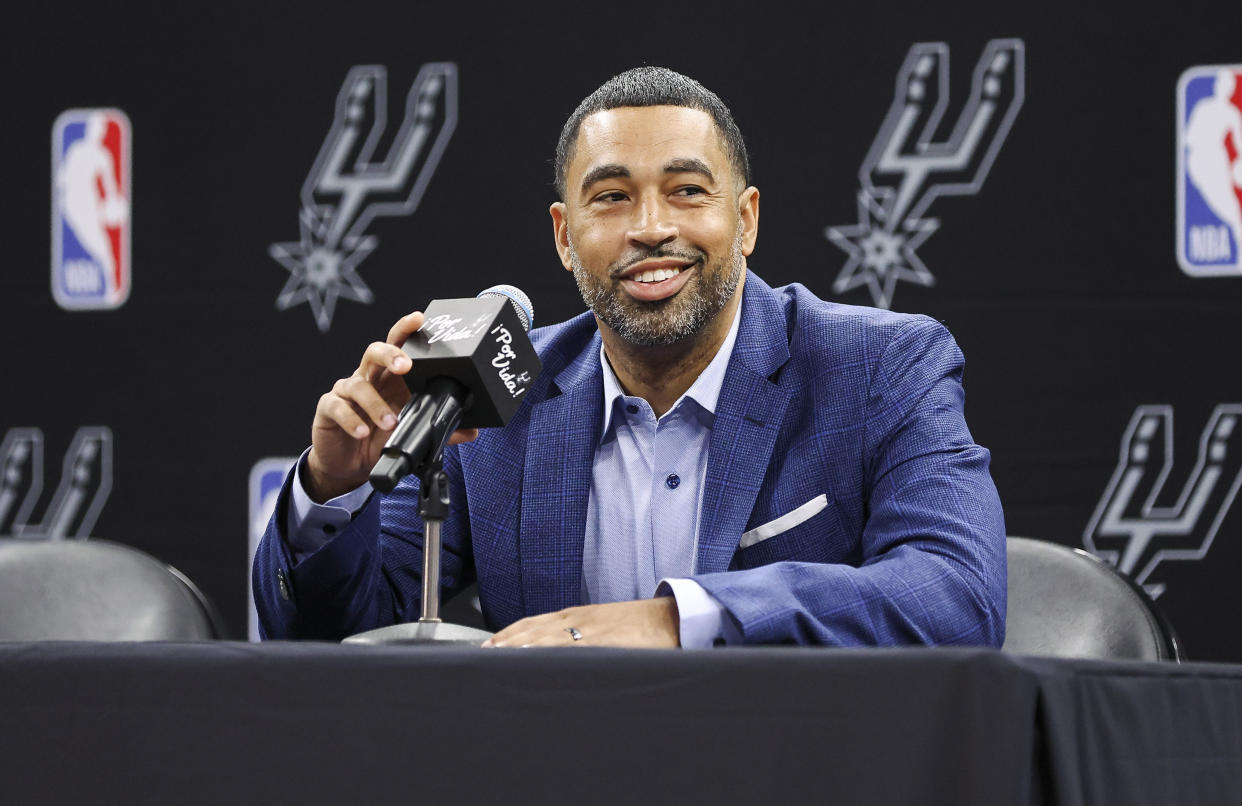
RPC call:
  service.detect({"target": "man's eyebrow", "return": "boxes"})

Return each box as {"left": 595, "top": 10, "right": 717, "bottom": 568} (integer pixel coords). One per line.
{"left": 664, "top": 158, "right": 715, "bottom": 183}
{"left": 580, "top": 164, "right": 630, "bottom": 194}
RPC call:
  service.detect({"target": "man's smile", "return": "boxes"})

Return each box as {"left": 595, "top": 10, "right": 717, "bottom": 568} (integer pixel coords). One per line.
{"left": 618, "top": 260, "right": 697, "bottom": 302}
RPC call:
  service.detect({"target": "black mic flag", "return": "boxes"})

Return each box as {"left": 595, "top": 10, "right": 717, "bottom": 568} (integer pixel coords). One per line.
{"left": 369, "top": 286, "right": 541, "bottom": 493}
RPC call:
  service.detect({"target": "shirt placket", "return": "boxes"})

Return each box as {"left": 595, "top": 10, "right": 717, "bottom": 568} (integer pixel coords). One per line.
{"left": 625, "top": 399, "right": 659, "bottom": 599}
{"left": 651, "top": 407, "right": 692, "bottom": 589}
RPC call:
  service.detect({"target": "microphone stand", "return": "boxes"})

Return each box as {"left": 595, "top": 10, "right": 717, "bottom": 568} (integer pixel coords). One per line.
{"left": 343, "top": 390, "right": 494, "bottom": 647}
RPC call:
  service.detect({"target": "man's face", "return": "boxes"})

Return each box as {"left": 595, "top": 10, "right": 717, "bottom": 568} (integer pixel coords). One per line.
{"left": 551, "top": 106, "right": 759, "bottom": 347}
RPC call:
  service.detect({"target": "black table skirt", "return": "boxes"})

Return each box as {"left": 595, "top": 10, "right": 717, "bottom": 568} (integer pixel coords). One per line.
{"left": 0, "top": 643, "right": 1238, "bottom": 805}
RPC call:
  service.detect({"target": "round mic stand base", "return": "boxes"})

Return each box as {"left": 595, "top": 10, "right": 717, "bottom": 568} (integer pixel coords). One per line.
{"left": 342, "top": 621, "right": 493, "bottom": 646}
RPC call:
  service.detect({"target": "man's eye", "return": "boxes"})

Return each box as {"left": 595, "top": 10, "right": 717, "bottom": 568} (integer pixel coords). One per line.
{"left": 675, "top": 186, "right": 706, "bottom": 197}
{"left": 595, "top": 191, "right": 627, "bottom": 203}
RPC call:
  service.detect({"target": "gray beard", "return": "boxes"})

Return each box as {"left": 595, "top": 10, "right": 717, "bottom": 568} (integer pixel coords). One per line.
{"left": 569, "top": 227, "right": 745, "bottom": 347}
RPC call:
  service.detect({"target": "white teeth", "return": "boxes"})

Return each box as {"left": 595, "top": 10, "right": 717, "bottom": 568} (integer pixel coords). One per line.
{"left": 634, "top": 267, "right": 682, "bottom": 283}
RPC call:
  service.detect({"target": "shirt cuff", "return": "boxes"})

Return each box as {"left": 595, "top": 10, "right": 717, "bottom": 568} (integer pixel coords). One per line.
{"left": 286, "top": 449, "right": 375, "bottom": 562}
{"left": 656, "top": 578, "right": 740, "bottom": 648}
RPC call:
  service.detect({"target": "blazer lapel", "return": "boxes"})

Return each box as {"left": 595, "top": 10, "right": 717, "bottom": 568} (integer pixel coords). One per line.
{"left": 518, "top": 335, "right": 603, "bottom": 616}
{"left": 696, "top": 274, "right": 793, "bottom": 574}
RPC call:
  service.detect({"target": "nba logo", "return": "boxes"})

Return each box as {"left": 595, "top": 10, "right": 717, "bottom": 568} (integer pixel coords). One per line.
{"left": 1177, "top": 66, "right": 1242, "bottom": 276}
{"left": 248, "top": 457, "right": 296, "bottom": 640}
{"left": 51, "top": 108, "right": 131, "bottom": 309}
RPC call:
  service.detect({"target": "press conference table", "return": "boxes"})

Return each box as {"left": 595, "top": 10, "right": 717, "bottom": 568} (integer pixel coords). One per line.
{"left": 0, "top": 643, "right": 1238, "bottom": 805}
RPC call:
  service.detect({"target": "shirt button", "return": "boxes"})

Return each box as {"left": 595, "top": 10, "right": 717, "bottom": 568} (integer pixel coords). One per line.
{"left": 626, "top": 404, "right": 639, "bottom": 414}
{"left": 277, "top": 569, "right": 292, "bottom": 601}
{"left": 665, "top": 474, "right": 681, "bottom": 489}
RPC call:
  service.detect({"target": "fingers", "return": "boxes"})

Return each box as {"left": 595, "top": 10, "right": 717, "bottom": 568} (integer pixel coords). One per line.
{"left": 316, "top": 390, "right": 373, "bottom": 440}
{"left": 325, "top": 376, "right": 401, "bottom": 438}
{"left": 485, "top": 612, "right": 578, "bottom": 648}
{"left": 500, "top": 631, "right": 577, "bottom": 648}
{"left": 484, "top": 617, "right": 530, "bottom": 647}
{"left": 448, "top": 428, "right": 479, "bottom": 446}
{"left": 354, "top": 309, "right": 423, "bottom": 384}
{"left": 305, "top": 311, "right": 437, "bottom": 500}
{"left": 482, "top": 600, "right": 680, "bottom": 649}
{"left": 387, "top": 311, "right": 425, "bottom": 346}
{"left": 486, "top": 627, "right": 570, "bottom": 648}
{"left": 359, "top": 340, "right": 413, "bottom": 385}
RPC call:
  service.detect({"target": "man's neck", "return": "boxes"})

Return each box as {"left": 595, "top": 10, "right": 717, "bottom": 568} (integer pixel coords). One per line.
{"left": 599, "top": 280, "right": 744, "bottom": 418}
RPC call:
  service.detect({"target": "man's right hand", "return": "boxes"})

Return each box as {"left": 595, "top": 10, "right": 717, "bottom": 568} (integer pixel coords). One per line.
{"left": 305, "top": 311, "right": 479, "bottom": 503}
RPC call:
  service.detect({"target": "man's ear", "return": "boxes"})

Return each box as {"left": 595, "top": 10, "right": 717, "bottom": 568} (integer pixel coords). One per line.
{"left": 549, "top": 202, "right": 574, "bottom": 271}
{"left": 738, "top": 186, "right": 760, "bottom": 257}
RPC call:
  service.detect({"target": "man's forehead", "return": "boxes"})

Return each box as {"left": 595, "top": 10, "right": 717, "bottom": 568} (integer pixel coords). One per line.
{"left": 571, "top": 106, "right": 728, "bottom": 174}
{"left": 579, "top": 105, "right": 715, "bottom": 137}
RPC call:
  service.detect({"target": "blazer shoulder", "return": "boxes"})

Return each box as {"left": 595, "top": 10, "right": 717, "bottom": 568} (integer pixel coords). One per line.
{"left": 782, "top": 282, "right": 940, "bottom": 335}
{"left": 775, "top": 282, "right": 956, "bottom": 361}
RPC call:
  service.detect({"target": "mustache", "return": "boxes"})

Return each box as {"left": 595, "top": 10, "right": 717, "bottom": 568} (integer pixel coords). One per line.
{"left": 609, "top": 246, "right": 704, "bottom": 279}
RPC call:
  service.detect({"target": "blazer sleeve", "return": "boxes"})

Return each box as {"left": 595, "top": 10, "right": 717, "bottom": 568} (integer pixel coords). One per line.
{"left": 252, "top": 445, "right": 475, "bottom": 640}
{"left": 690, "top": 318, "right": 1007, "bottom": 647}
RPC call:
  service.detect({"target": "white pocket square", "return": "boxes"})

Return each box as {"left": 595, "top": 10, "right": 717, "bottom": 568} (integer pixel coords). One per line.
{"left": 738, "top": 494, "right": 829, "bottom": 549}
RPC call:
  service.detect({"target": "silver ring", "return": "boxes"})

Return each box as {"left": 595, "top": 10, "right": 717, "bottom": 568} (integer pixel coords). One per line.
{"left": 565, "top": 626, "right": 583, "bottom": 641}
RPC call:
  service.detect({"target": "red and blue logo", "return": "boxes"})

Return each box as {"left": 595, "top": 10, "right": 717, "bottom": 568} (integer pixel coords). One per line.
{"left": 1177, "top": 66, "right": 1242, "bottom": 276}
{"left": 51, "top": 108, "right": 131, "bottom": 309}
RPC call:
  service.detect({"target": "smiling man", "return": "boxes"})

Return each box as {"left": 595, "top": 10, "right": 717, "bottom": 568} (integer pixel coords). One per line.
{"left": 254, "top": 67, "right": 1007, "bottom": 648}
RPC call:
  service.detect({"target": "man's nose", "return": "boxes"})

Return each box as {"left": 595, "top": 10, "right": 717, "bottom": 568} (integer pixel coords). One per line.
{"left": 626, "top": 195, "right": 678, "bottom": 248}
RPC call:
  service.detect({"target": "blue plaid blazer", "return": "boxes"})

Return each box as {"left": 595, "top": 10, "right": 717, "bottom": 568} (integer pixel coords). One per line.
{"left": 254, "top": 271, "right": 1006, "bottom": 645}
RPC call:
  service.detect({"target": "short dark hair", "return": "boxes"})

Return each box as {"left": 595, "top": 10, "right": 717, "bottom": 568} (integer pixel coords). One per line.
{"left": 554, "top": 66, "right": 751, "bottom": 200}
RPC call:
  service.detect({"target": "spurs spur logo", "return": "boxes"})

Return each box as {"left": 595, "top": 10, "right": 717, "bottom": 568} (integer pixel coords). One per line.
{"left": 826, "top": 39, "right": 1024, "bottom": 309}
{"left": 1084, "top": 405, "right": 1242, "bottom": 598}
{"left": 270, "top": 63, "right": 458, "bottom": 332}
{"left": 0, "top": 427, "right": 113, "bottom": 539}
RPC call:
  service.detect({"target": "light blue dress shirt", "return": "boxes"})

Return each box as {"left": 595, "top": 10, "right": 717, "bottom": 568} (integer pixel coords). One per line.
{"left": 584, "top": 303, "right": 743, "bottom": 647}
{"left": 286, "top": 305, "right": 744, "bottom": 648}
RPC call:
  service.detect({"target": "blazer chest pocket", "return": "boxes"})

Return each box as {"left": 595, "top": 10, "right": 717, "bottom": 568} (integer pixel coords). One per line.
{"left": 732, "top": 494, "right": 842, "bottom": 569}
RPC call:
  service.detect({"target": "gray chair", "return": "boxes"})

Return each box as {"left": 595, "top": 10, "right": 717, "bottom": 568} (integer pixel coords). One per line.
{"left": 1002, "top": 536, "right": 1181, "bottom": 661}
{"left": 0, "top": 538, "right": 224, "bottom": 641}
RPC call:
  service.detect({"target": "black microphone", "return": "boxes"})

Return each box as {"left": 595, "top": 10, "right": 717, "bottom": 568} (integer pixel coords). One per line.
{"left": 369, "top": 286, "right": 541, "bottom": 493}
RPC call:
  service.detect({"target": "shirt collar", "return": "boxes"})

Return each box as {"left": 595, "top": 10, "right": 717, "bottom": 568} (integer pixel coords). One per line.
{"left": 598, "top": 298, "right": 743, "bottom": 439}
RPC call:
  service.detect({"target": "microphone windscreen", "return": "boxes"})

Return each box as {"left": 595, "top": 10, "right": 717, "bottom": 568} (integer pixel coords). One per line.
{"left": 477, "top": 285, "right": 534, "bottom": 332}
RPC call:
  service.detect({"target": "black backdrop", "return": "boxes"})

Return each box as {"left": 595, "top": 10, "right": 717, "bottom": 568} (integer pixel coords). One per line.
{"left": 4, "top": 2, "right": 1240, "bottom": 659}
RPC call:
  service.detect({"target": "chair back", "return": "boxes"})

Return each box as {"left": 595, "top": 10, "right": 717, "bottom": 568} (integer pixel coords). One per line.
{"left": 0, "top": 538, "right": 223, "bottom": 640}
{"left": 1003, "top": 536, "right": 1181, "bottom": 661}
